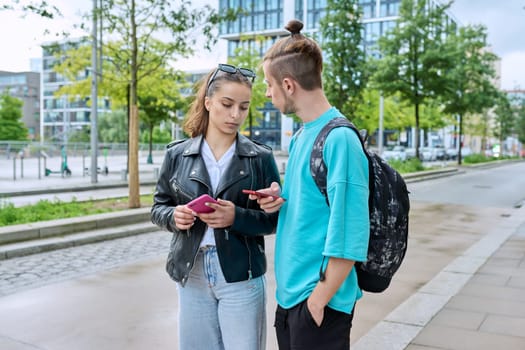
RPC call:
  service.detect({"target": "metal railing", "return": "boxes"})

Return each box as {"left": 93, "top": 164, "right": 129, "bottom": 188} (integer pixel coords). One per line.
{"left": 0, "top": 141, "right": 168, "bottom": 159}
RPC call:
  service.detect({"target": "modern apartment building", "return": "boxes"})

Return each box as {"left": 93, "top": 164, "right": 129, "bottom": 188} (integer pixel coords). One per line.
{"left": 41, "top": 38, "right": 110, "bottom": 144}
{"left": 218, "top": 0, "right": 457, "bottom": 151}
{"left": 0, "top": 71, "right": 40, "bottom": 140}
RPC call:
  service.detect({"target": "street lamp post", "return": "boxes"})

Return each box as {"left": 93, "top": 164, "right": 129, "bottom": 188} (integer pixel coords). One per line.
{"left": 90, "top": 0, "right": 98, "bottom": 183}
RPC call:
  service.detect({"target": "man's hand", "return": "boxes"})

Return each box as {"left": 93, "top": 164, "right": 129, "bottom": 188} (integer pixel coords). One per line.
{"left": 249, "top": 182, "right": 284, "bottom": 213}
{"left": 307, "top": 298, "right": 325, "bottom": 327}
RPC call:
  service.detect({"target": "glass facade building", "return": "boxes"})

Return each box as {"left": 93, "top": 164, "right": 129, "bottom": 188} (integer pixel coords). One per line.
{"left": 41, "top": 39, "right": 111, "bottom": 143}
{"left": 0, "top": 71, "right": 40, "bottom": 140}
{"left": 218, "top": 0, "right": 456, "bottom": 150}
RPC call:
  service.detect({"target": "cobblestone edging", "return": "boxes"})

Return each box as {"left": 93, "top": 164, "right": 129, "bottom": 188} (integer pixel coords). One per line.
{"left": 0, "top": 231, "right": 171, "bottom": 297}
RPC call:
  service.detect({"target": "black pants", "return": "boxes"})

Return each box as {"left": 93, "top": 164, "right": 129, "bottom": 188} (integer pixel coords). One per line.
{"left": 274, "top": 299, "right": 355, "bottom": 350}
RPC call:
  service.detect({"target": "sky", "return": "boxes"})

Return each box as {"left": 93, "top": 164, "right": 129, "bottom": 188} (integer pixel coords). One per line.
{"left": 0, "top": 0, "right": 523, "bottom": 90}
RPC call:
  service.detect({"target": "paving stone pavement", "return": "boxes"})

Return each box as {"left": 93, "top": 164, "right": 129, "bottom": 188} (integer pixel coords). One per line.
{"left": 1, "top": 158, "right": 524, "bottom": 350}
{"left": 0, "top": 231, "right": 170, "bottom": 297}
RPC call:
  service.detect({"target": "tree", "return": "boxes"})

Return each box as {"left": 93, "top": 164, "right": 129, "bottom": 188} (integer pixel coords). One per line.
{"left": 320, "top": 0, "right": 368, "bottom": 118}
{"left": 441, "top": 24, "right": 499, "bottom": 164}
{"left": 139, "top": 95, "right": 173, "bottom": 164}
{"left": 493, "top": 93, "right": 515, "bottom": 151}
{"left": 82, "top": 0, "right": 238, "bottom": 208}
{"left": 1, "top": 1, "right": 61, "bottom": 19}
{"left": 354, "top": 88, "right": 412, "bottom": 136}
{"left": 98, "top": 110, "right": 128, "bottom": 143}
{"left": 0, "top": 92, "right": 28, "bottom": 141}
{"left": 140, "top": 124, "right": 172, "bottom": 145}
{"left": 372, "top": 0, "right": 454, "bottom": 159}
{"left": 227, "top": 36, "right": 267, "bottom": 138}
{"left": 516, "top": 97, "right": 525, "bottom": 146}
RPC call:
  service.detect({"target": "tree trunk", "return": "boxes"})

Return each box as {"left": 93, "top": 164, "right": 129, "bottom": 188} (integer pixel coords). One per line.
{"left": 128, "top": 105, "right": 140, "bottom": 208}
{"left": 415, "top": 102, "right": 420, "bottom": 160}
{"left": 458, "top": 113, "right": 464, "bottom": 165}
{"left": 128, "top": 0, "right": 140, "bottom": 209}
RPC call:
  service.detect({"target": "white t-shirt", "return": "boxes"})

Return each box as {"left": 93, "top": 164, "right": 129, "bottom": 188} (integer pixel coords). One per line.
{"left": 199, "top": 139, "right": 236, "bottom": 248}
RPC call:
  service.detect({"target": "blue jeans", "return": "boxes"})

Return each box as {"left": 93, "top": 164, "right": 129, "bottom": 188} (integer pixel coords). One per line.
{"left": 177, "top": 246, "right": 267, "bottom": 350}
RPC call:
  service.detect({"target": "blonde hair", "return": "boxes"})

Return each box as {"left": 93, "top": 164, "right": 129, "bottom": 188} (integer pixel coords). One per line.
{"left": 263, "top": 19, "right": 323, "bottom": 90}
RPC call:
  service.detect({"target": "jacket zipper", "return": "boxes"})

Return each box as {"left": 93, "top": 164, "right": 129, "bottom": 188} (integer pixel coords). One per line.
{"left": 244, "top": 237, "right": 253, "bottom": 280}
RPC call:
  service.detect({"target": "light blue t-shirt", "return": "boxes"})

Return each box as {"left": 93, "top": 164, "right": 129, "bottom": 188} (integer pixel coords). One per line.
{"left": 275, "top": 107, "right": 370, "bottom": 314}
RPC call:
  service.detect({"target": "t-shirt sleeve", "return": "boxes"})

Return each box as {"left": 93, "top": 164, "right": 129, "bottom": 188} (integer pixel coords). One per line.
{"left": 322, "top": 127, "right": 370, "bottom": 261}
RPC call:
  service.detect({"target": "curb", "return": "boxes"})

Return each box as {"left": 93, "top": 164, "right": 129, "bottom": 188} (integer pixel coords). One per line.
{"left": 0, "top": 208, "right": 160, "bottom": 260}
{"left": 353, "top": 204, "right": 525, "bottom": 350}
{"left": 403, "top": 168, "right": 460, "bottom": 183}
{"left": 0, "top": 222, "right": 160, "bottom": 260}
{"left": 0, "top": 180, "right": 158, "bottom": 198}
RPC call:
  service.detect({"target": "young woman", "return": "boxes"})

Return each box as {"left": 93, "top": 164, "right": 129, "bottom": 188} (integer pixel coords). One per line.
{"left": 151, "top": 63, "right": 281, "bottom": 350}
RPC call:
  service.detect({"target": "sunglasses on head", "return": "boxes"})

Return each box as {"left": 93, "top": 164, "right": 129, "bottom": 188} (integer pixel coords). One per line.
{"left": 206, "top": 63, "right": 256, "bottom": 92}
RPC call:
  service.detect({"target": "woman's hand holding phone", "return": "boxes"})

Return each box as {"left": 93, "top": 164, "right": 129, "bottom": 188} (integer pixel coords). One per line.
{"left": 173, "top": 204, "right": 197, "bottom": 230}
{"left": 185, "top": 194, "right": 235, "bottom": 229}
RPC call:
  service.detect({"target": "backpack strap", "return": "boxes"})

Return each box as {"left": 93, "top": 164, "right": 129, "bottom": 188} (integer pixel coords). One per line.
{"left": 310, "top": 117, "right": 365, "bottom": 205}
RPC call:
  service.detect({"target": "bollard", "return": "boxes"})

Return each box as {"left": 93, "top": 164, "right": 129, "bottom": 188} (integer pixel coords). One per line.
{"left": 19, "top": 152, "right": 24, "bottom": 178}
{"left": 281, "top": 161, "right": 286, "bottom": 174}
{"left": 38, "top": 152, "right": 41, "bottom": 180}
{"left": 120, "top": 169, "right": 128, "bottom": 181}
{"left": 13, "top": 157, "right": 16, "bottom": 181}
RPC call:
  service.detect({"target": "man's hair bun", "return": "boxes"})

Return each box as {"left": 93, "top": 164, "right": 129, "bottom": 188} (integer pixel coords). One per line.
{"left": 285, "top": 19, "right": 304, "bottom": 35}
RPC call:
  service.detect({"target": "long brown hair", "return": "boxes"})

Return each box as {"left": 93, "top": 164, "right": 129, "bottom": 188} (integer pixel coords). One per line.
{"left": 183, "top": 67, "right": 253, "bottom": 137}
{"left": 263, "top": 19, "right": 323, "bottom": 91}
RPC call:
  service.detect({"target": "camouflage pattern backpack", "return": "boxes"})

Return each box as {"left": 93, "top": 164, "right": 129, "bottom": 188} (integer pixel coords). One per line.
{"left": 310, "top": 117, "right": 410, "bottom": 293}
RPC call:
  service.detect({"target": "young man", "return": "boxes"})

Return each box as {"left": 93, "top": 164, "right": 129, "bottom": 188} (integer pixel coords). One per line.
{"left": 256, "top": 19, "right": 370, "bottom": 349}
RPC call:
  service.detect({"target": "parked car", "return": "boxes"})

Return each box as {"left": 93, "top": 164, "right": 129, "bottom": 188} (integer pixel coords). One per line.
{"left": 446, "top": 148, "right": 458, "bottom": 160}
{"left": 382, "top": 145, "right": 407, "bottom": 161}
{"left": 461, "top": 147, "right": 473, "bottom": 157}
{"left": 434, "top": 146, "right": 447, "bottom": 160}
{"left": 419, "top": 147, "right": 437, "bottom": 162}
{"left": 405, "top": 147, "right": 416, "bottom": 159}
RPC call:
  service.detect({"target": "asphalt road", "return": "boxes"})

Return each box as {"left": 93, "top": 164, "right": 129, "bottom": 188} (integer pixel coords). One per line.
{"left": 408, "top": 161, "right": 525, "bottom": 208}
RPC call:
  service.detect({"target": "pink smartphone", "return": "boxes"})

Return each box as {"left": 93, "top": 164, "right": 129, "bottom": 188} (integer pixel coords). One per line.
{"left": 242, "top": 189, "right": 286, "bottom": 201}
{"left": 187, "top": 194, "right": 218, "bottom": 213}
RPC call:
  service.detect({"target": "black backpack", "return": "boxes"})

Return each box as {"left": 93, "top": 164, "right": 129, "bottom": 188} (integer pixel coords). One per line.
{"left": 310, "top": 117, "right": 410, "bottom": 293}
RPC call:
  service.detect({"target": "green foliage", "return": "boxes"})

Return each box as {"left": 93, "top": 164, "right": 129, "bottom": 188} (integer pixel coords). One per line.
{"left": 354, "top": 89, "right": 412, "bottom": 134}
{"left": 66, "top": 126, "right": 91, "bottom": 143}
{"left": 54, "top": 0, "right": 237, "bottom": 207}
{"left": 0, "top": 195, "right": 154, "bottom": 226}
{"left": 0, "top": 92, "right": 28, "bottom": 140}
{"left": 388, "top": 158, "right": 425, "bottom": 174}
{"left": 139, "top": 94, "right": 175, "bottom": 160}
{"left": 493, "top": 93, "right": 515, "bottom": 145}
{"left": 1, "top": 0, "right": 61, "bottom": 18}
{"left": 98, "top": 110, "right": 128, "bottom": 143}
{"left": 440, "top": 24, "right": 500, "bottom": 163}
{"left": 140, "top": 125, "right": 172, "bottom": 144}
{"left": 372, "top": 0, "right": 454, "bottom": 158}
{"left": 463, "top": 154, "right": 488, "bottom": 164}
{"left": 516, "top": 98, "right": 525, "bottom": 144}
{"left": 320, "top": 0, "right": 368, "bottom": 118}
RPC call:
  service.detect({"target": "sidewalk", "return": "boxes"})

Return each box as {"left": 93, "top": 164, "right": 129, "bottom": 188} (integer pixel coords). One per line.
{"left": 355, "top": 205, "right": 525, "bottom": 350}
{"left": 0, "top": 153, "right": 160, "bottom": 194}
{"left": 0, "top": 157, "right": 524, "bottom": 349}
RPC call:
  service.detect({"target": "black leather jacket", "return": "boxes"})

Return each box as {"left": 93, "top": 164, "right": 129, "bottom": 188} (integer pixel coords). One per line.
{"left": 151, "top": 134, "right": 280, "bottom": 286}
